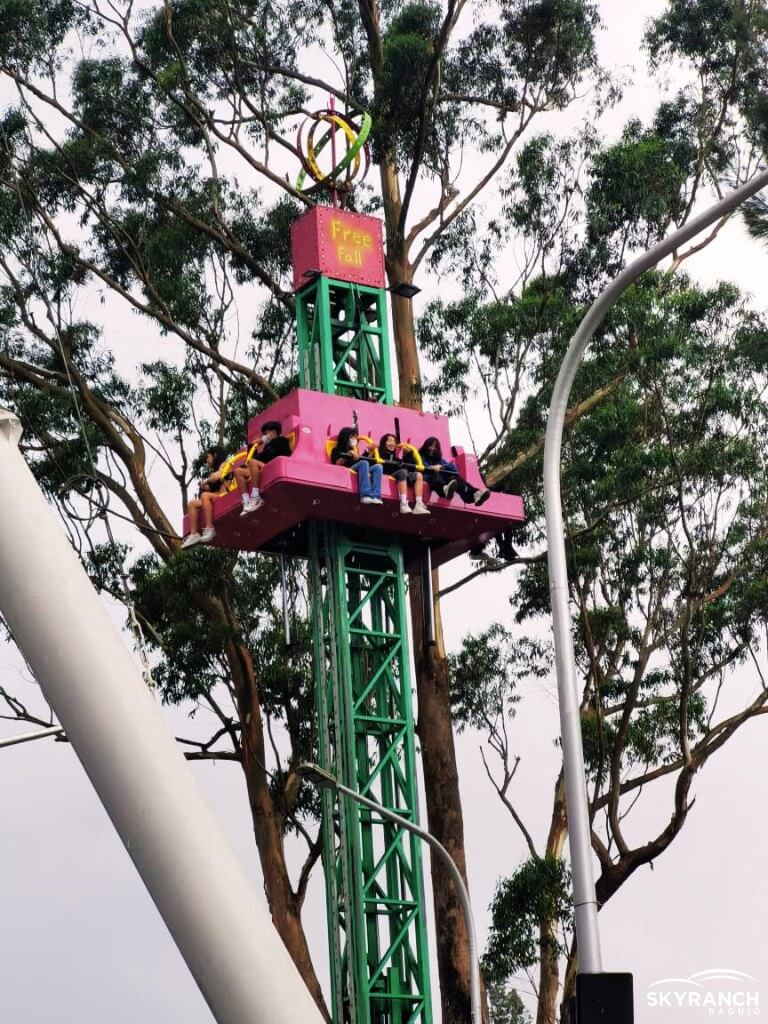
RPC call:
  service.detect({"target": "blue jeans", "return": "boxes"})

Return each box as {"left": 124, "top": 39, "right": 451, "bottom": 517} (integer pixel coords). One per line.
{"left": 352, "top": 459, "right": 383, "bottom": 498}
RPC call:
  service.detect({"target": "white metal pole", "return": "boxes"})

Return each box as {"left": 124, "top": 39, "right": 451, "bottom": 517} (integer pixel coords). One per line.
{"left": 0, "top": 408, "right": 323, "bottom": 1024}
{"left": 300, "top": 763, "right": 482, "bottom": 1024}
{"left": 543, "top": 168, "right": 768, "bottom": 975}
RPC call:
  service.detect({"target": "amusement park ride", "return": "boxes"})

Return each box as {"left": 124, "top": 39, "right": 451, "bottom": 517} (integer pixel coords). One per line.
{"left": 4, "top": 88, "right": 764, "bottom": 1024}
{"left": 181, "top": 106, "right": 525, "bottom": 1023}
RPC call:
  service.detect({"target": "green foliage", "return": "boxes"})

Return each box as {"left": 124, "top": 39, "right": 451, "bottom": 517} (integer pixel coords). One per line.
{"left": 506, "top": 132, "right": 582, "bottom": 238}
{"left": 254, "top": 614, "right": 319, "bottom": 814}
{"left": 228, "top": 195, "right": 302, "bottom": 283}
{"left": 449, "top": 623, "right": 550, "bottom": 734}
{"left": 484, "top": 856, "right": 573, "bottom": 979}
{"left": 129, "top": 548, "right": 239, "bottom": 703}
{"left": 419, "top": 273, "right": 581, "bottom": 415}
{"left": 424, "top": 57, "right": 768, "bottom": 967}
{"left": 502, "top": 0, "right": 600, "bottom": 106}
{"left": 586, "top": 109, "right": 698, "bottom": 254}
{"left": 85, "top": 541, "right": 130, "bottom": 593}
{"left": 0, "top": 0, "right": 82, "bottom": 73}
{"left": 497, "top": 272, "right": 768, "bottom": 777}
{"left": 447, "top": 0, "right": 600, "bottom": 115}
{"left": 647, "top": 0, "right": 768, "bottom": 87}
{"left": 127, "top": 547, "right": 309, "bottom": 712}
{"left": 743, "top": 193, "right": 768, "bottom": 246}
{"left": 370, "top": 0, "right": 603, "bottom": 175}
{"left": 72, "top": 58, "right": 155, "bottom": 155}
{"left": 139, "top": 361, "right": 197, "bottom": 433}
{"left": 137, "top": 0, "right": 310, "bottom": 120}
{"left": 646, "top": 0, "right": 768, "bottom": 160}
{"left": 487, "top": 979, "right": 532, "bottom": 1024}
{"left": 375, "top": 3, "right": 442, "bottom": 162}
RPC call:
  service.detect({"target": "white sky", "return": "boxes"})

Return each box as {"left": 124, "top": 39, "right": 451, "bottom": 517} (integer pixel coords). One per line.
{"left": 1, "top": 2, "right": 767, "bottom": 1022}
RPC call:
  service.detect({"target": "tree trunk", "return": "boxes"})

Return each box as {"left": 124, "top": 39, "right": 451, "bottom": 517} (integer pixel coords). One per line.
{"left": 379, "top": 153, "right": 481, "bottom": 1022}
{"left": 218, "top": 619, "right": 330, "bottom": 1020}
{"left": 238, "top": 681, "right": 330, "bottom": 1019}
{"left": 411, "top": 569, "right": 484, "bottom": 1023}
{"left": 560, "top": 948, "right": 578, "bottom": 1024}
{"left": 387, "top": 267, "right": 421, "bottom": 409}
{"left": 538, "top": 919, "right": 562, "bottom": 1024}
{"left": 537, "top": 772, "right": 568, "bottom": 1024}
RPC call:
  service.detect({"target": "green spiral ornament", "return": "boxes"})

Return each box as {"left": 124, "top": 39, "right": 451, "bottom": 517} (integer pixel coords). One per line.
{"left": 296, "top": 109, "right": 372, "bottom": 194}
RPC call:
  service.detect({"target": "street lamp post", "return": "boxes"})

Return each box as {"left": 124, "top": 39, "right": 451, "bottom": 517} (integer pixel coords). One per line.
{"left": 544, "top": 167, "right": 768, "bottom": 1022}
{"left": 298, "top": 762, "right": 482, "bottom": 1024}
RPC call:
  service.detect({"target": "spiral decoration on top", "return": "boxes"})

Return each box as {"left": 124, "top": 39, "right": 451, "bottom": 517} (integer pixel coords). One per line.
{"left": 296, "top": 108, "right": 372, "bottom": 195}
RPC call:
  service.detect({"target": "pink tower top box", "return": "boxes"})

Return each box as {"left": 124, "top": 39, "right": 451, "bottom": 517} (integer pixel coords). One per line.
{"left": 290, "top": 206, "right": 386, "bottom": 291}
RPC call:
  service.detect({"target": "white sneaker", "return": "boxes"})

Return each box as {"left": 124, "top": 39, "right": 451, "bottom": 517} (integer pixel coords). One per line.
{"left": 201, "top": 526, "right": 216, "bottom": 543}
{"left": 371, "top": 497, "right": 383, "bottom": 505}
{"left": 241, "top": 496, "right": 264, "bottom": 516}
{"left": 412, "top": 501, "right": 429, "bottom": 515}
{"left": 181, "top": 532, "right": 202, "bottom": 549}
{"left": 360, "top": 496, "right": 375, "bottom": 505}
{"left": 400, "top": 502, "right": 412, "bottom": 514}
{"left": 474, "top": 488, "right": 491, "bottom": 506}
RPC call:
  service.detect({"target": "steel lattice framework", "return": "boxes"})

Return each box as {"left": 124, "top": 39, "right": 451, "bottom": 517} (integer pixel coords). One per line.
{"left": 296, "top": 277, "right": 391, "bottom": 403}
{"left": 299, "top": 267, "right": 433, "bottom": 1023}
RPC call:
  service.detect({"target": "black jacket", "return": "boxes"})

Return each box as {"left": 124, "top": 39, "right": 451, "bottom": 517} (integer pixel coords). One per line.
{"left": 257, "top": 435, "right": 291, "bottom": 463}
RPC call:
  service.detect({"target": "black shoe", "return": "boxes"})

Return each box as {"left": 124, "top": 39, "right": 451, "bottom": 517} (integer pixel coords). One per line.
{"left": 473, "top": 488, "right": 491, "bottom": 506}
{"left": 444, "top": 479, "right": 458, "bottom": 499}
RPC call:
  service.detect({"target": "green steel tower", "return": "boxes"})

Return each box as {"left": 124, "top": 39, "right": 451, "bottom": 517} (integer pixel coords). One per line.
{"left": 293, "top": 229, "right": 433, "bottom": 1022}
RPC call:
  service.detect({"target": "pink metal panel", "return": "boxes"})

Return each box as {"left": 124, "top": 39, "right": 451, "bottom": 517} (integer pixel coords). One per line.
{"left": 183, "top": 389, "right": 525, "bottom": 569}
{"left": 290, "top": 207, "right": 386, "bottom": 291}
{"left": 245, "top": 389, "right": 451, "bottom": 455}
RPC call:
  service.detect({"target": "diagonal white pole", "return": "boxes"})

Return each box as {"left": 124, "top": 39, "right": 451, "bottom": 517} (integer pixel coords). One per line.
{"left": 543, "top": 167, "right": 768, "bottom": 975}
{"left": 0, "top": 408, "right": 323, "bottom": 1024}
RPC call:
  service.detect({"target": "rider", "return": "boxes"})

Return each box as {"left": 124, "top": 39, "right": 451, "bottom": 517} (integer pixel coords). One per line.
{"left": 234, "top": 420, "right": 291, "bottom": 516}
{"left": 378, "top": 432, "right": 429, "bottom": 515}
{"left": 418, "top": 436, "right": 490, "bottom": 506}
{"left": 181, "top": 446, "right": 227, "bottom": 548}
{"left": 332, "top": 427, "right": 383, "bottom": 505}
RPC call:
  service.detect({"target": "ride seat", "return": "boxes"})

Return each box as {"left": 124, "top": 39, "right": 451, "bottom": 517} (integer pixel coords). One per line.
{"left": 181, "top": 388, "right": 525, "bottom": 570}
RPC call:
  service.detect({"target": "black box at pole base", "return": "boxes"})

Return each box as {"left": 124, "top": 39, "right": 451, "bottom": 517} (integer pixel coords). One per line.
{"left": 575, "top": 973, "right": 634, "bottom": 1023}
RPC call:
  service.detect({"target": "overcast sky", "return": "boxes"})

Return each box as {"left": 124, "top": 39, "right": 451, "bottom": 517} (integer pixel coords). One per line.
{"left": 1, "top": 2, "right": 767, "bottom": 1022}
